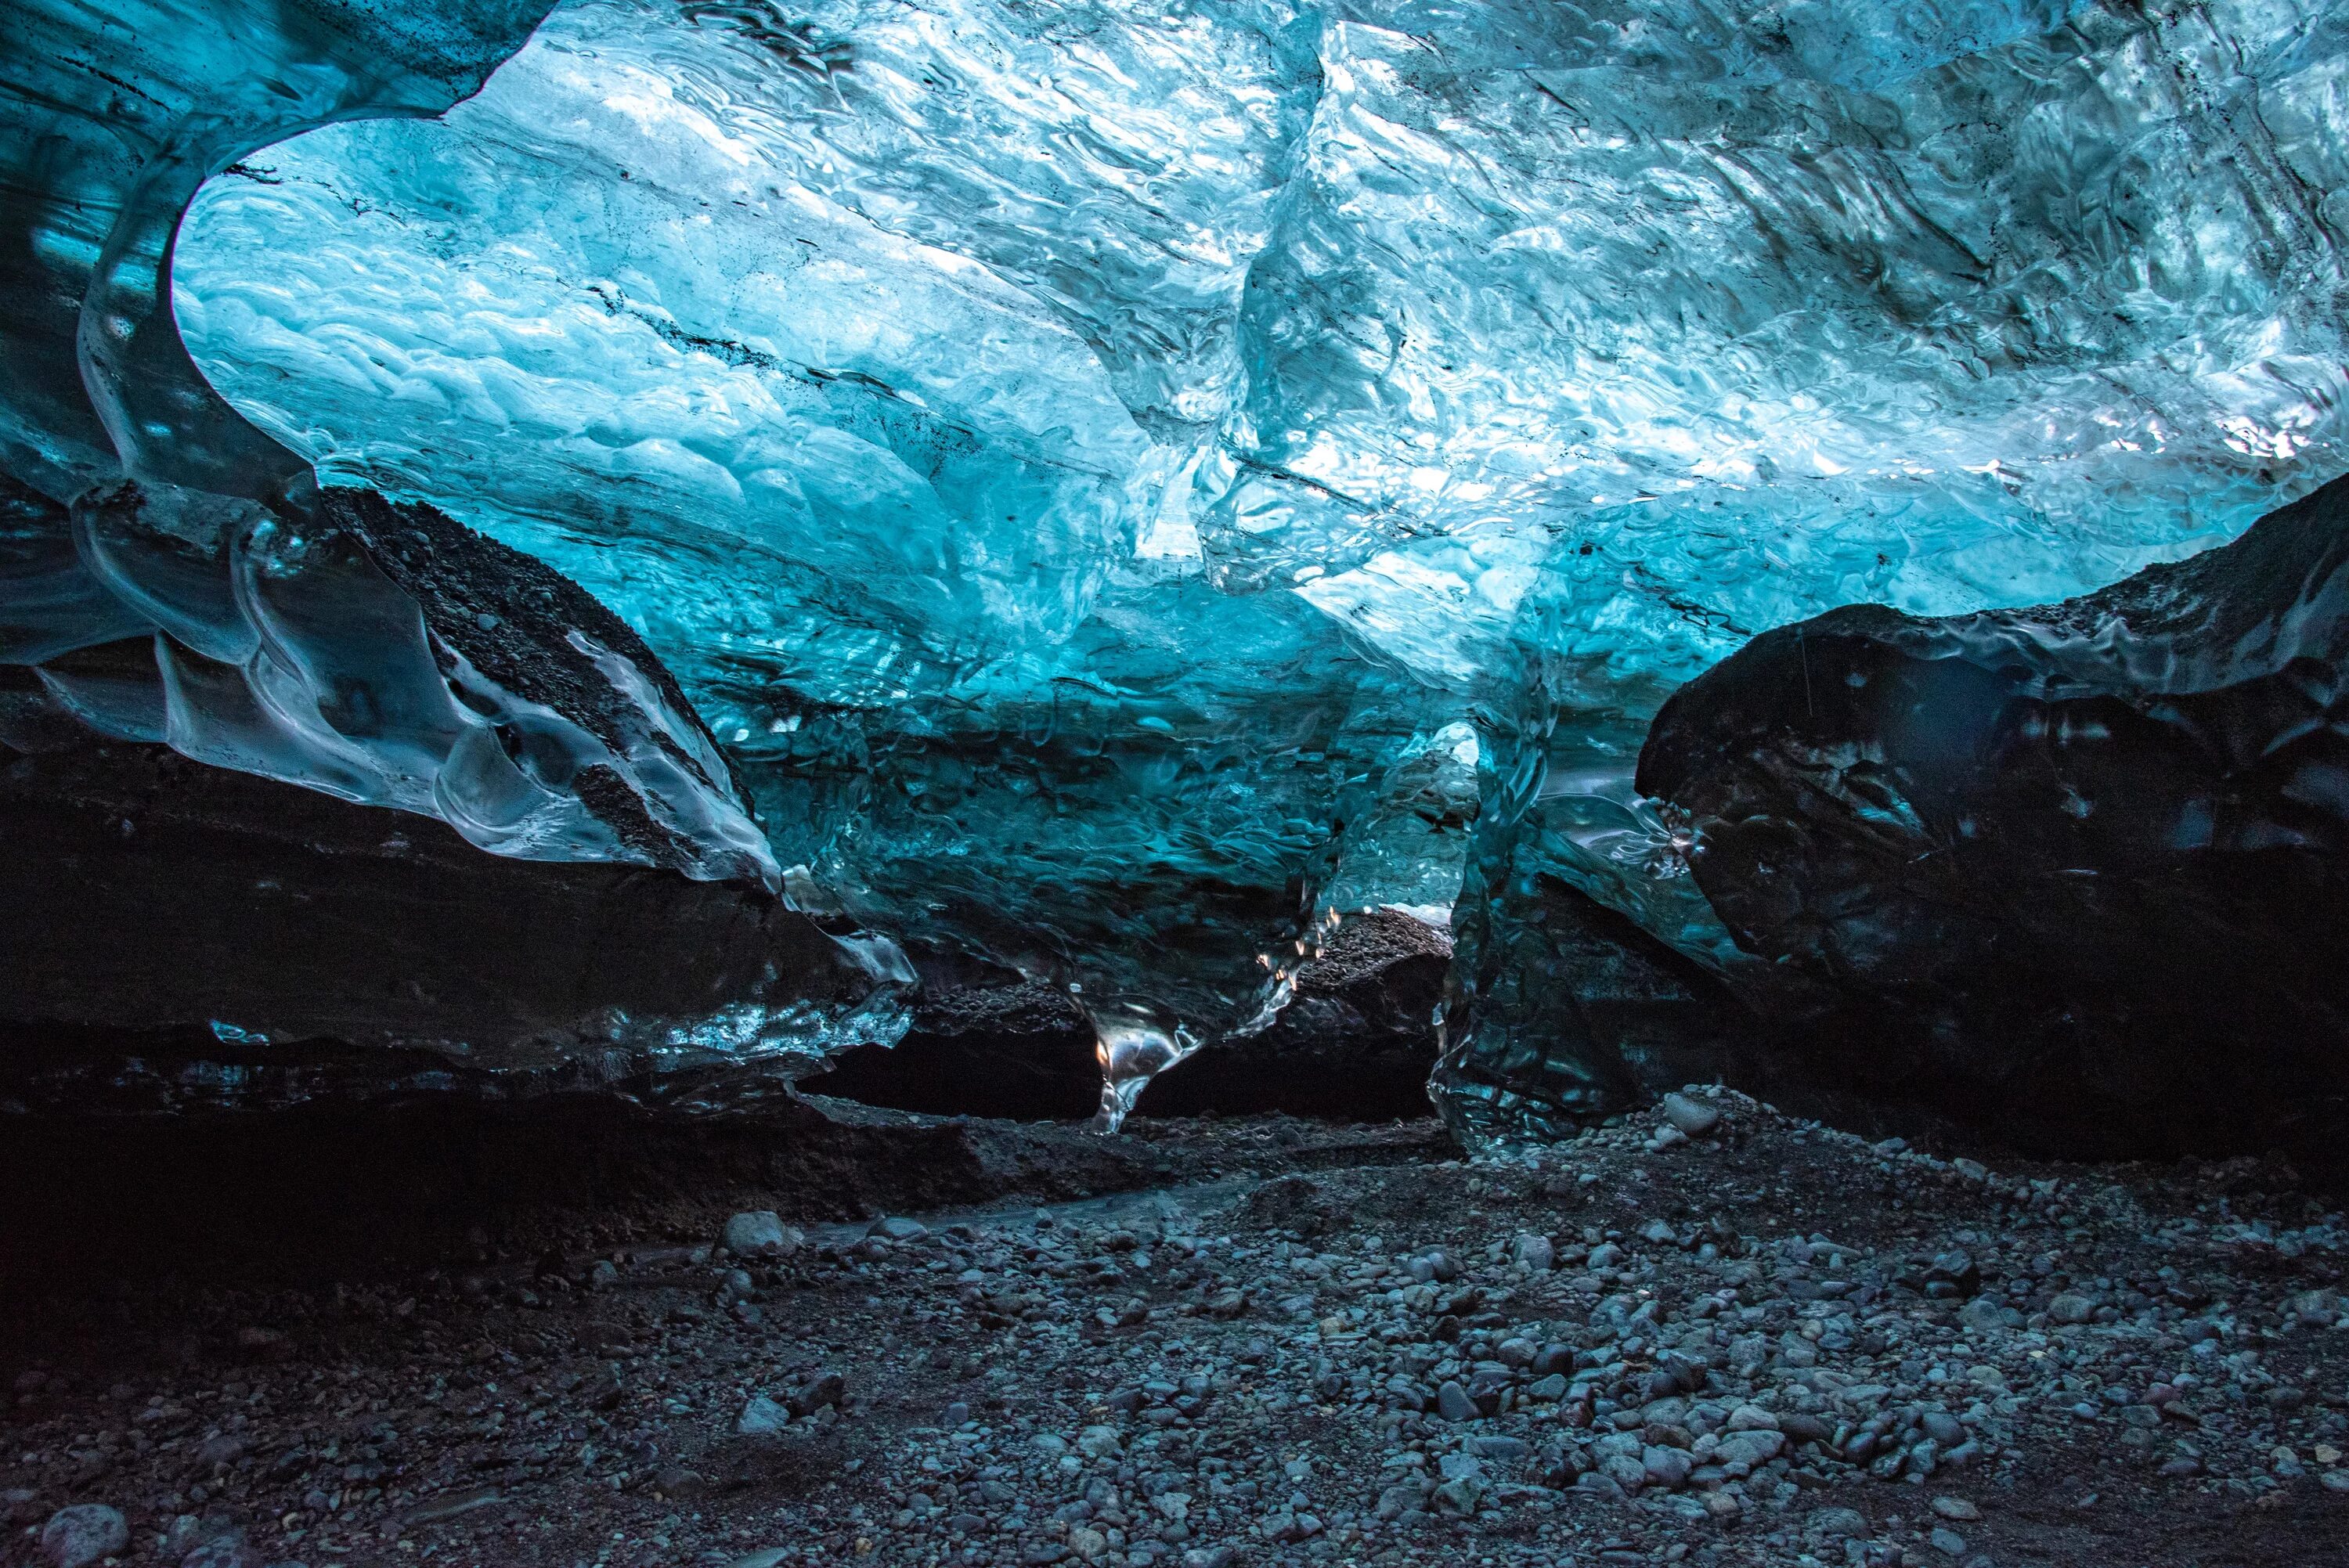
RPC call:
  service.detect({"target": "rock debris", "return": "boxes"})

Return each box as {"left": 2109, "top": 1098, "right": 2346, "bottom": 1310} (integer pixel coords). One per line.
{"left": 7, "top": 1101, "right": 2348, "bottom": 1567}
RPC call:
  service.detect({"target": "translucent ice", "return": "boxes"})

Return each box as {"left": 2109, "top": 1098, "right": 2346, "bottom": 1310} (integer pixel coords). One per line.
{"left": 0, "top": 0, "right": 784, "bottom": 891}
{"left": 15, "top": 0, "right": 2349, "bottom": 1113}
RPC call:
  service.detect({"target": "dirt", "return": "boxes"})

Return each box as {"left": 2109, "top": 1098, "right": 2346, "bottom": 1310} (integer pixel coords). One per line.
{"left": 4, "top": 1094, "right": 2346, "bottom": 1568}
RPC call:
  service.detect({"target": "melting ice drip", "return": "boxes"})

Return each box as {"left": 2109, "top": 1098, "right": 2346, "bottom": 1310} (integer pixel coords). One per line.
{"left": 1089, "top": 1011, "right": 1200, "bottom": 1134}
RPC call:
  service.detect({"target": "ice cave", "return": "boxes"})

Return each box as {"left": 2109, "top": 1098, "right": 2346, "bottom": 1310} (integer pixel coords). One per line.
{"left": 9, "top": 3, "right": 2349, "bottom": 1564}
{"left": 13, "top": 0, "right": 2349, "bottom": 1141}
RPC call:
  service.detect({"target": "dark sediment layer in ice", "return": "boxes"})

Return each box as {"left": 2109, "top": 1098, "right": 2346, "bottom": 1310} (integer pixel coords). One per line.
{"left": 0, "top": 694, "right": 906, "bottom": 1112}
{"left": 1640, "top": 474, "right": 2349, "bottom": 1162}
{"left": 806, "top": 910, "right": 1452, "bottom": 1123}
{"left": 1135, "top": 909, "right": 1451, "bottom": 1122}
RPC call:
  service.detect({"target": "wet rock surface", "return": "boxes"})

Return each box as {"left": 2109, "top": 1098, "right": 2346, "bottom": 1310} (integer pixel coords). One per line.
{"left": 6, "top": 1099, "right": 2347, "bottom": 1567}
{"left": 1640, "top": 475, "right": 2349, "bottom": 1171}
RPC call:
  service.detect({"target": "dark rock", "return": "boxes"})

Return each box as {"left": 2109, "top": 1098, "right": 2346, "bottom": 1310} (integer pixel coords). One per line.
{"left": 1135, "top": 909, "right": 1450, "bottom": 1119}
{"left": 38, "top": 1505, "right": 128, "bottom": 1568}
{"left": 1925, "top": 1253, "right": 1982, "bottom": 1297}
{"left": 1640, "top": 473, "right": 2349, "bottom": 1166}
{"left": 652, "top": 1465, "right": 703, "bottom": 1498}
{"left": 797, "top": 965, "right": 1100, "bottom": 1121}
{"left": 1807, "top": 1506, "right": 1869, "bottom": 1539}
{"left": 192, "top": 1434, "right": 248, "bottom": 1472}
{"left": 788, "top": 1372, "right": 846, "bottom": 1418}
{"left": 1779, "top": 1412, "right": 1834, "bottom": 1445}
{"left": 0, "top": 713, "right": 901, "bottom": 1108}
{"left": 1239, "top": 1174, "right": 1338, "bottom": 1238}
{"left": 1921, "top": 1411, "right": 1968, "bottom": 1447}
{"left": 180, "top": 1533, "right": 264, "bottom": 1568}
{"left": 1436, "top": 871, "right": 1754, "bottom": 1141}
{"left": 807, "top": 908, "right": 1452, "bottom": 1123}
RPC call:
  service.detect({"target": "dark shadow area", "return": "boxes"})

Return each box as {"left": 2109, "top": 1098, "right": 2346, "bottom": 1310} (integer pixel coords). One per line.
{"left": 803, "top": 910, "right": 1452, "bottom": 1124}
{"left": 798, "top": 975, "right": 1103, "bottom": 1121}
{"left": 0, "top": 695, "right": 890, "bottom": 1089}
{"left": 1134, "top": 909, "right": 1449, "bottom": 1120}
{"left": 0, "top": 1087, "right": 1196, "bottom": 1303}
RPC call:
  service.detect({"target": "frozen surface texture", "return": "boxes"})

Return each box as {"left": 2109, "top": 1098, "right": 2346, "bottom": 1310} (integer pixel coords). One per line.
{"left": 1639, "top": 472, "right": 2349, "bottom": 1159}
{"left": 0, "top": 0, "right": 785, "bottom": 889}
{"left": 11, "top": 0, "right": 2349, "bottom": 1119}
{"left": 0, "top": 0, "right": 910, "bottom": 1094}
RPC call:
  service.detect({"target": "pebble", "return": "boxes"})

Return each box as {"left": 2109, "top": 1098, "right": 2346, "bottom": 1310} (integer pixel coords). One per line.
{"left": 1808, "top": 1506, "right": 1868, "bottom": 1538}
{"left": 786, "top": 1371, "right": 846, "bottom": 1417}
{"left": 721, "top": 1211, "right": 802, "bottom": 1256}
{"left": 2047, "top": 1292, "right": 2100, "bottom": 1325}
{"left": 39, "top": 1505, "right": 128, "bottom": 1568}
{"left": 180, "top": 1534, "right": 265, "bottom": 1568}
{"left": 10, "top": 1101, "right": 2344, "bottom": 1568}
{"left": 1660, "top": 1092, "right": 1723, "bottom": 1137}
{"left": 736, "top": 1394, "right": 790, "bottom": 1436}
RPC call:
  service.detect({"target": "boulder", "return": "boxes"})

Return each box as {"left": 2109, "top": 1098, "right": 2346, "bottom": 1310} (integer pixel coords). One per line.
{"left": 1640, "top": 473, "right": 2349, "bottom": 1166}
{"left": 39, "top": 1505, "right": 128, "bottom": 1568}
{"left": 722, "top": 1213, "right": 803, "bottom": 1258}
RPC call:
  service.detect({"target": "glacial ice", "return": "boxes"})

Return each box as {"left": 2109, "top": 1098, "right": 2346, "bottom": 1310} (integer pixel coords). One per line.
{"left": 11, "top": 0, "right": 2349, "bottom": 1123}
{"left": 1638, "top": 470, "right": 2349, "bottom": 1160}
{"left": 0, "top": 0, "right": 791, "bottom": 889}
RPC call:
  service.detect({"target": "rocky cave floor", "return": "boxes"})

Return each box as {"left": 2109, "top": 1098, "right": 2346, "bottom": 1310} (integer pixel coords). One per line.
{"left": 7, "top": 1093, "right": 2349, "bottom": 1568}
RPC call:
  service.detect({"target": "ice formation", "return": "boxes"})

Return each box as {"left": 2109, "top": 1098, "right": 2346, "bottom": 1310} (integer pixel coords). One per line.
{"left": 1637, "top": 470, "right": 2349, "bottom": 1159}
{"left": 9, "top": 0, "right": 2349, "bottom": 1129}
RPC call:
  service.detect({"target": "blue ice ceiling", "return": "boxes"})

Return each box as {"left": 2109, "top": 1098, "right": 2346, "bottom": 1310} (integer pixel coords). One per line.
{"left": 164, "top": 0, "right": 2349, "bottom": 1045}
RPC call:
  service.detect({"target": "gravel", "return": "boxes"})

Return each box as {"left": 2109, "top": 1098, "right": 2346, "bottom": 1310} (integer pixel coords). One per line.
{"left": 5, "top": 1100, "right": 2348, "bottom": 1566}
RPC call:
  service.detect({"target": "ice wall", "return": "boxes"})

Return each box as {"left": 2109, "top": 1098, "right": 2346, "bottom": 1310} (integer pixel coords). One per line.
{"left": 0, "top": 0, "right": 787, "bottom": 891}
{"left": 41, "top": 0, "right": 2349, "bottom": 1116}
